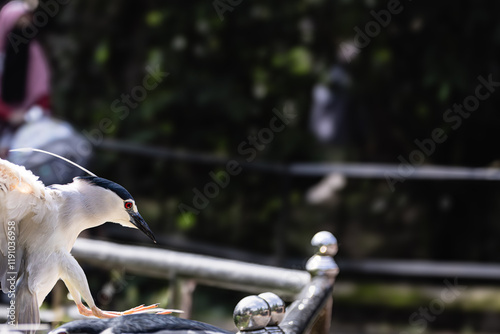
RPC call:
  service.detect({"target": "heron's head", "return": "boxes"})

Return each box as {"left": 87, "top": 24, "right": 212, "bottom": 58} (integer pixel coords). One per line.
{"left": 76, "top": 176, "right": 156, "bottom": 243}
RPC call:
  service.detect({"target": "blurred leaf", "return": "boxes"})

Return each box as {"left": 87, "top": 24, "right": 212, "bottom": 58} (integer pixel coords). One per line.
{"left": 272, "top": 47, "right": 312, "bottom": 75}
{"left": 288, "top": 47, "right": 312, "bottom": 75}
{"left": 94, "top": 42, "right": 109, "bottom": 64}
{"left": 438, "top": 82, "right": 451, "bottom": 102}
{"left": 177, "top": 212, "right": 197, "bottom": 231}
{"left": 145, "top": 11, "right": 164, "bottom": 27}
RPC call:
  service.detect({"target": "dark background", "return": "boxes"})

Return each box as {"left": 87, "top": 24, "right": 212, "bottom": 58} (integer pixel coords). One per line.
{"left": 15, "top": 0, "right": 500, "bottom": 332}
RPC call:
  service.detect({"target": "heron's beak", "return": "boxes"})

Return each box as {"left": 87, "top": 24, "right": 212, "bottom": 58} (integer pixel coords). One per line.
{"left": 129, "top": 211, "right": 157, "bottom": 243}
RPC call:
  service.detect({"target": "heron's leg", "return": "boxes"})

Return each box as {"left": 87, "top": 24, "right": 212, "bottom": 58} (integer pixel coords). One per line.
{"left": 64, "top": 275, "right": 157, "bottom": 318}
{"left": 62, "top": 278, "right": 94, "bottom": 317}
{"left": 76, "top": 303, "right": 93, "bottom": 317}
{"left": 59, "top": 253, "right": 118, "bottom": 318}
{"left": 60, "top": 253, "right": 158, "bottom": 318}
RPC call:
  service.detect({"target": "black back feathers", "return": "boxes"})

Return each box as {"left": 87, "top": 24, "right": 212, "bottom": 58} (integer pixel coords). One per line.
{"left": 77, "top": 176, "right": 134, "bottom": 201}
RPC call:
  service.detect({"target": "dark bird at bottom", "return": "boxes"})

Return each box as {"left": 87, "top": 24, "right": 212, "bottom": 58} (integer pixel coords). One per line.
{"left": 50, "top": 314, "right": 234, "bottom": 334}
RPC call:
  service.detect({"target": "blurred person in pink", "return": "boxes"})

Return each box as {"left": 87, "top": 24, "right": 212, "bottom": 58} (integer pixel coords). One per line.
{"left": 0, "top": 0, "right": 51, "bottom": 158}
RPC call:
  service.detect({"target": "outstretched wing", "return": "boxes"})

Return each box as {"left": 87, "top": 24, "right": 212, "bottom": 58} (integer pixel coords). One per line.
{"left": 0, "top": 158, "right": 47, "bottom": 293}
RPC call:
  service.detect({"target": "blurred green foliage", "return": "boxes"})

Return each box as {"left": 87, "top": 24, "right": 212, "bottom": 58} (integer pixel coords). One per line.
{"left": 35, "top": 0, "right": 500, "bottom": 265}
{"left": 27, "top": 1, "right": 500, "bottom": 331}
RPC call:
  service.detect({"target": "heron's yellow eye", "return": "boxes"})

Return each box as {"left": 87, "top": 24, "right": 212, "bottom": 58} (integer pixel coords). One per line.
{"left": 124, "top": 201, "right": 133, "bottom": 209}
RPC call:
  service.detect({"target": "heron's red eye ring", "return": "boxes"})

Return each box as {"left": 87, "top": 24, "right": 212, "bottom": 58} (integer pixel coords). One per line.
{"left": 124, "top": 202, "right": 133, "bottom": 209}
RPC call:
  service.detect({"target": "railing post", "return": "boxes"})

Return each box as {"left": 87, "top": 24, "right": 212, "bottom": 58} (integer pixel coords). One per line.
{"left": 173, "top": 278, "right": 197, "bottom": 319}
{"left": 306, "top": 231, "right": 339, "bottom": 334}
{"left": 280, "top": 231, "right": 339, "bottom": 334}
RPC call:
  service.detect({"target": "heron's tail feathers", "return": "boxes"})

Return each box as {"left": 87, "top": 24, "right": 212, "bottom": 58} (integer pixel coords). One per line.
{"left": 15, "top": 275, "right": 40, "bottom": 334}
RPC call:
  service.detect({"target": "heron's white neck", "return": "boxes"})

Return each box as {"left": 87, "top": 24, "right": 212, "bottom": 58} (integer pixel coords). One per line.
{"left": 53, "top": 179, "right": 122, "bottom": 249}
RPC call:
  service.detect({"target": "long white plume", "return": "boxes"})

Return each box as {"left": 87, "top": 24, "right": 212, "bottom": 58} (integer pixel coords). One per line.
{"left": 9, "top": 148, "right": 97, "bottom": 177}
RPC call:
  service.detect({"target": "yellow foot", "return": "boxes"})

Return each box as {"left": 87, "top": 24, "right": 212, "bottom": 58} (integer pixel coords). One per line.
{"left": 121, "top": 303, "right": 160, "bottom": 315}
{"left": 93, "top": 304, "right": 160, "bottom": 318}
{"left": 78, "top": 303, "right": 160, "bottom": 318}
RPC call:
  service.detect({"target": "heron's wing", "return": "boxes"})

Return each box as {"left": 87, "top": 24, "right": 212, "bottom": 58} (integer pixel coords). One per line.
{"left": 0, "top": 158, "right": 47, "bottom": 293}
{"left": 0, "top": 158, "right": 47, "bottom": 218}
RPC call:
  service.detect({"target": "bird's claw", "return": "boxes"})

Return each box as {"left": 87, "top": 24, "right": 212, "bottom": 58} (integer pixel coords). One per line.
{"left": 78, "top": 304, "right": 160, "bottom": 319}
{"left": 94, "top": 304, "right": 160, "bottom": 318}
{"left": 156, "top": 309, "right": 184, "bottom": 315}
{"left": 121, "top": 303, "right": 160, "bottom": 315}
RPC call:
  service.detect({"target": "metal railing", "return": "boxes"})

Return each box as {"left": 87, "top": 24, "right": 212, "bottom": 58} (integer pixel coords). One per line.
{"left": 99, "top": 139, "right": 500, "bottom": 181}
{"left": 71, "top": 231, "right": 340, "bottom": 334}
{"left": 72, "top": 238, "right": 310, "bottom": 298}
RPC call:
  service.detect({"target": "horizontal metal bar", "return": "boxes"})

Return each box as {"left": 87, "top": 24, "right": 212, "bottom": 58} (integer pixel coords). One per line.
{"left": 98, "top": 139, "right": 287, "bottom": 174}
{"left": 289, "top": 163, "right": 500, "bottom": 180}
{"left": 72, "top": 238, "right": 310, "bottom": 298}
{"left": 99, "top": 139, "right": 230, "bottom": 166}
{"left": 97, "top": 140, "right": 500, "bottom": 181}
{"left": 339, "top": 259, "right": 500, "bottom": 280}
{"left": 73, "top": 238, "right": 500, "bottom": 286}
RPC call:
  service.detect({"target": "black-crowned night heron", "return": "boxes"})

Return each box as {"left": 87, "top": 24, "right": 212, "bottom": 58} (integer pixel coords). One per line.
{"left": 0, "top": 154, "right": 160, "bottom": 328}
{"left": 50, "top": 314, "right": 233, "bottom": 334}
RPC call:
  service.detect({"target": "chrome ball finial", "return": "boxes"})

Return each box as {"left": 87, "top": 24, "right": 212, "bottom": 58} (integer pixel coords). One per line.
{"left": 306, "top": 231, "right": 339, "bottom": 277}
{"left": 311, "top": 231, "right": 338, "bottom": 256}
{"left": 258, "top": 292, "right": 285, "bottom": 326}
{"left": 233, "top": 295, "right": 271, "bottom": 332}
